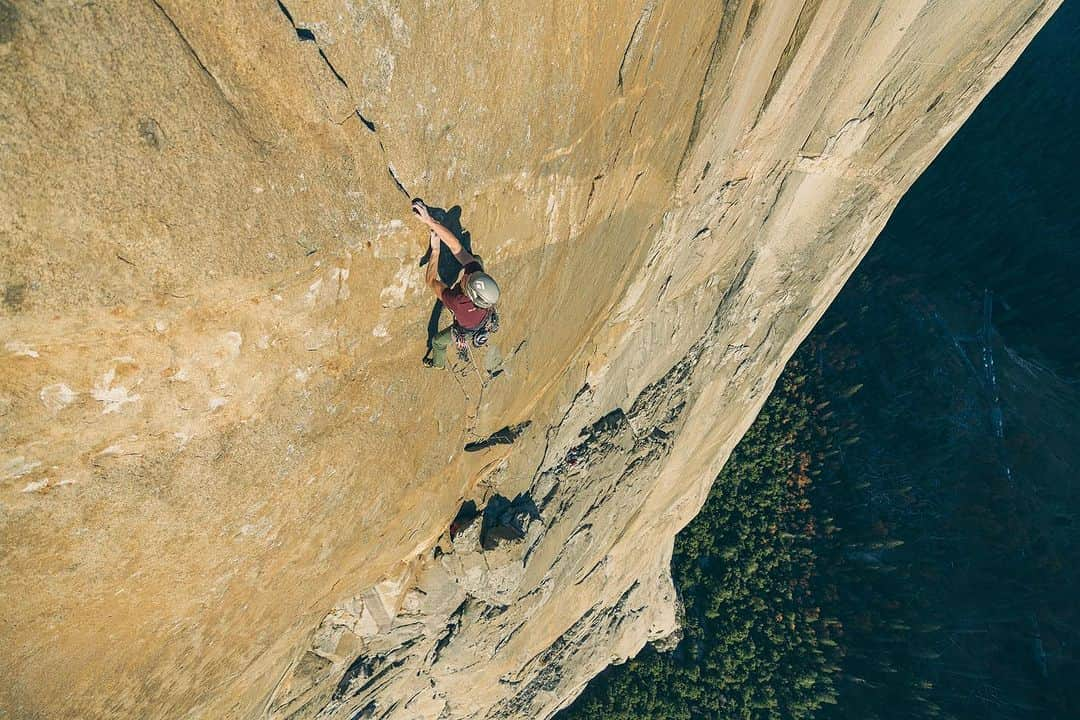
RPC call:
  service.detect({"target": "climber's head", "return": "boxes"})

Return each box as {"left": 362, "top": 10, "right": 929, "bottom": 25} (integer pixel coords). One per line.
{"left": 464, "top": 271, "right": 500, "bottom": 309}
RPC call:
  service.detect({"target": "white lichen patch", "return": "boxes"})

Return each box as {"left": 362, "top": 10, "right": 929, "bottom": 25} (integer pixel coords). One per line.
{"left": 40, "top": 383, "right": 77, "bottom": 413}
{"left": 98, "top": 436, "right": 139, "bottom": 456}
{"left": 5, "top": 340, "right": 39, "bottom": 358}
{"left": 205, "top": 332, "right": 243, "bottom": 367}
{"left": 375, "top": 46, "right": 396, "bottom": 92}
{"left": 330, "top": 267, "right": 350, "bottom": 300}
{"left": 364, "top": 219, "right": 408, "bottom": 257}
{"left": 223, "top": 331, "right": 243, "bottom": 357}
{"left": 2, "top": 456, "right": 41, "bottom": 481}
{"left": 304, "top": 277, "right": 324, "bottom": 307}
{"left": 302, "top": 327, "right": 334, "bottom": 351}
{"left": 238, "top": 516, "right": 274, "bottom": 539}
{"left": 380, "top": 263, "right": 418, "bottom": 308}
{"left": 494, "top": 235, "right": 517, "bottom": 260}
{"left": 21, "top": 478, "right": 49, "bottom": 493}
{"left": 91, "top": 368, "right": 141, "bottom": 414}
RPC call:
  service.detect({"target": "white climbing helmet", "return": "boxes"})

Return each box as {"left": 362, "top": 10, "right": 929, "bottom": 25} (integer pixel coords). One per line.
{"left": 465, "top": 272, "right": 500, "bottom": 309}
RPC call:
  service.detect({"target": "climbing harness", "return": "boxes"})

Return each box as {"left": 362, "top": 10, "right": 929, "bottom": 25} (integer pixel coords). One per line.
{"left": 451, "top": 307, "right": 500, "bottom": 360}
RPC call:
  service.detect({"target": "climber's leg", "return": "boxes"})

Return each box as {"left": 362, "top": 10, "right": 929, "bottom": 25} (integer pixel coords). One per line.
{"left": 428, "top": 326, "right": 453, "bottom": 368}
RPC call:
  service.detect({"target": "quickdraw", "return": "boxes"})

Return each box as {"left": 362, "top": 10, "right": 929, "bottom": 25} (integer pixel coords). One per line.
{"left": 453, "top": 328, "right": 471, "bottom": 362}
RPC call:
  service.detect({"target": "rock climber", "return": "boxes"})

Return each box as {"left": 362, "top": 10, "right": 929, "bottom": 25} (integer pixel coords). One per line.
{"left": 411, "top": 198, "right": 500, "bottom": 368}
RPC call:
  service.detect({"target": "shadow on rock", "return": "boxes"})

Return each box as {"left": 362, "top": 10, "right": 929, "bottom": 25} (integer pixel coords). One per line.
{"left": 480, "top": 493, "right": 541, "bottom": 551}
{"left": 464, "top": 421, "right": 531, "bottom": 453}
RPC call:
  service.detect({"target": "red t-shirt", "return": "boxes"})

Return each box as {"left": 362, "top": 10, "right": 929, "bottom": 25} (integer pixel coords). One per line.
{"left": 440, "top": 261, "right": 489, "bottom": 330}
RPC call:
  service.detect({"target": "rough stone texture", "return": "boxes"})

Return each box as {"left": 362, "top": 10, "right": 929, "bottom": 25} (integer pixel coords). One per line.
{"left": 0, "top": 1, "right": 1060, "bottom": 718}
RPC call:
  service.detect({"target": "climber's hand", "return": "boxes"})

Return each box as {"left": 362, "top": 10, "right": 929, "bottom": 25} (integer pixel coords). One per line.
{"left": 411, "top": 198, "right": 433, "bottom": 224}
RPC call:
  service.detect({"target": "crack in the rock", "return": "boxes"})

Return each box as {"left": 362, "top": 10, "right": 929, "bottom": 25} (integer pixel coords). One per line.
{"left": 355, "top": 110, "right": 377, "bottom": 132}
{"left": 276, "top": 3, "right": 409, "bottom": 198}
{"left": 318, "top": 48, "right": 349, "bottom": 87}
{"left": 386, "top": 163, "right": 410, "bottom": 198}
{"left": 574, "top": 556, "right": 605, "bottom": 585}
{"left": 656, "top": 273, "right": 672, "bottom": 301}
{"left": 276, "top": 0, "right": 349, "bottom": 87}
{"left": 335, "top": 108, "right": 378, "bottom": 133}
{"left": 759, "top": 167, "right": 790, "bottom": 228}
{"left": 674, "top": 12, "right": 727, "bottom": 184}
{"left": 616, "top": 3, "right": 654, "bottom": 93}
{"left": 627, "top": 93, "right": 646, "bottom": 136}
{"left": 754, "top": 0, "right": 824, "bottom": 128}
{"left": 425, "top": 599, "right": 469, "bottom": 666}
{"left": 492, "top": 620, "right": 527, "bottom": 657}
{"left": 274, "top": 0, "right": 297, "bottom": 25}
{"left": 582, "top": 174, "right": 603, "bottom": 220}
{"left": 150, "top": 0, "right": 243, "bottom": 120}
{"left": 534, "top": 382, "right": 592, "bottom": 481}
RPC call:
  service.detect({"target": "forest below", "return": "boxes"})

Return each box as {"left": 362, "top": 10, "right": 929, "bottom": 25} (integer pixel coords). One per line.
{"left": 559, "top": 3, "right": 1079, "bottom": 719}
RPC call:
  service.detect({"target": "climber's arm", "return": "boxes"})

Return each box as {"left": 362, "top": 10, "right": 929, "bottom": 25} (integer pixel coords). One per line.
{"left": 412, "top": 199, "right": 479, "bottom": 267}
{"left": 425, "top": 232, "right": 448, "bottom": 300}
{"left": 428, "top": 220, "right": 479, "bottom": 268}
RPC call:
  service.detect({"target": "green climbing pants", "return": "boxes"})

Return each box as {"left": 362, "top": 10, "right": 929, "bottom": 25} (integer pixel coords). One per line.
{"left": 430, "top": 326, "right": 454, "bottom": 368}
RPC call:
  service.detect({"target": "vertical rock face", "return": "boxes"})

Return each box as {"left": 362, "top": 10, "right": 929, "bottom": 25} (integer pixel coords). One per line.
{"left": 0, "top": 1, "right": 1059, "bottom": 718}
